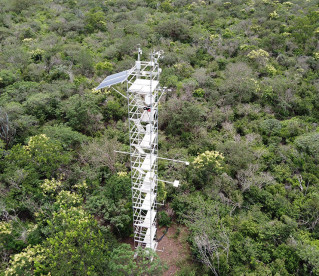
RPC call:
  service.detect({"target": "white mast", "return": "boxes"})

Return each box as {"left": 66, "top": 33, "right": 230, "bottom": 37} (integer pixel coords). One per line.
{"left": 95, "top": 48, "right": 187, "bottom": 251}
{"left": 128, "top": 49, "right": 161, "bottom": 250}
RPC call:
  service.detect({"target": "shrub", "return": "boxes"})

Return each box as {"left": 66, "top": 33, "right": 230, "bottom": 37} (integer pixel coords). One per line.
{"left": 23, "top": 93, "right": 59, "bottom": 123}
{"left": 158, "top": 211, "right": 171, "bottom": 227}
{"left": 95, "top": 61, "right": 113, "bottom": 76}
{"left": 219, "top": 62, "right": 258, "bottom": 103}
{"left": 260, "top": 119, "right": 282, "bottom": 136}
{"left": 0, "top": 70, "right": 17, "bottom": 88}
{"left": 247, "top": 49, "right": 270, "bottom": 65}
{"left": 156, "top": 18, "right": 191, "bottom": 42}
{"left": 295, "top": 132, "right": 319, "bottom": 159}
{"left": 280, "top": 118, "right": 307, "bottom": 140}
{"left": 59, "top": 93, "right": 103, "bottom": 135}
{"left": 30, "top": 49, "right": 44, "bottom": 63}
{"left": 189, "top": 151, "right": 225, "bottom": 189}
{"left": 5, "top": 207, "right": 111, "bottom": 276}
{"left": 42, "top": 124, "right": 87, "bottom": 149}
{"left": 193, "top": 88, "right": 205, "bottom": 98}
{"left": 109, "top": 244, "right": 166, "bottom": 276}
{"left": 84, "top": 9, "right": 107, "bottom": 33}
{"left": 5, "top": 134, "right": 71, "bottom": 178}
{"left": 3, "top": 81, "right": 40, "bottom": 103}
{"left": 85, "top": 175, "right": 132, "bottom": 236}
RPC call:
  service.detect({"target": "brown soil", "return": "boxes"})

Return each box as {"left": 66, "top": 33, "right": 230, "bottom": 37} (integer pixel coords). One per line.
{"left": 120, "top": 224, "right": 191, "bottom": 275}
{"left": 121, "top": 235, "right": 135, "bottom": 250}
{"left": 157, "top": 224, "right": 191, "bottom": 276}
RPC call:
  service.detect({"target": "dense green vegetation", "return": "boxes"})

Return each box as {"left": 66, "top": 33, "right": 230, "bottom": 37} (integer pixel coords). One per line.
{"left": 0, "top": 0, "right": 318, "bottom": 275}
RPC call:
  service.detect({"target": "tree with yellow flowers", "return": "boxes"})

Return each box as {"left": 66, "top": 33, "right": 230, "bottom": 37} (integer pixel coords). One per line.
{"left": 189, "top": 151, "right": 225, "bottom": 189}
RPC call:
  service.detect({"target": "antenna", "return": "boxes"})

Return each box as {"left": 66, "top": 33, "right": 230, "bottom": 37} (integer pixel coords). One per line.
{"left": 95, "top": 47, "right": 188, "bottom": 253}
{"left": 136, "top": 45, "right": 142, "bottom": 79}
{"left": 137, "top": 44, "right": 142, "bottom": 62}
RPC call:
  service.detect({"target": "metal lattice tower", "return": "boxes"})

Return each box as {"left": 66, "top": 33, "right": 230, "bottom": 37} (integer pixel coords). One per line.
{"left": 95, "top": 48, "right": 187, "bottom": 252}
{"left": 95, "top": 49, "right": 165, "bottom": 251}
{"left": 127, "top": 50, "right": 162, "bottom": 250}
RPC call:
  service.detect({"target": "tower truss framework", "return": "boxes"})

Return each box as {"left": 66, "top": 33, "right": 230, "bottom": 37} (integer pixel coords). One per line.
{"left": 96, "top": 49, "right": 166, "bottom": 251}
{"left": 127, "top": 51, "right": 162, "bottom": 250}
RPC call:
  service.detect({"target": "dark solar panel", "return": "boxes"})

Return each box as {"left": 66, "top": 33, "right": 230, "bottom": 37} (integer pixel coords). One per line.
{"left": 95, "top": 70, "right": 131, "bottom": 90}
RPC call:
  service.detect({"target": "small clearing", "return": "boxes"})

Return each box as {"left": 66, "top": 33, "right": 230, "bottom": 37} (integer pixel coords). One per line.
{"left": 157, "top": 224, "right": 191, "bottom": 276}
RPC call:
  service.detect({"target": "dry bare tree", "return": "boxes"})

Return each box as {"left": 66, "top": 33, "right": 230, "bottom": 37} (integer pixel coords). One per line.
{"left": 0, "top": 108, "right": 15, "bottom": 149}
{"left": 184, "top": 197, "right": 230, "bottom": 275}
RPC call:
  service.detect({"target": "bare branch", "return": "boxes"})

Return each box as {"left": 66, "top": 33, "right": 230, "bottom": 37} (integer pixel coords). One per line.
{"left": 0, "top": 108, "right": 16, "bottom": 149}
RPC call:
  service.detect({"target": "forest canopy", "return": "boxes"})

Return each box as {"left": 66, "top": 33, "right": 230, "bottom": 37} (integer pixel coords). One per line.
{"left": 0, "top": 0, "right": 319, "bottom": 275}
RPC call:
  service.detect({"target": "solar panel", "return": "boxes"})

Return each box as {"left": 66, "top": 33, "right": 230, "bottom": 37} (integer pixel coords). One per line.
{"left": 95, "top": 69, "right": 133, "bottom": 90}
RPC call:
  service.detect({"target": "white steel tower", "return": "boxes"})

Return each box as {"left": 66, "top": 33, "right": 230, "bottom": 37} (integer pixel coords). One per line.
{"left": 95, "top": 48, "right": 170, "bottom": 251}
{"left": 127, "top": 49, "right": 161, "bottom": 251}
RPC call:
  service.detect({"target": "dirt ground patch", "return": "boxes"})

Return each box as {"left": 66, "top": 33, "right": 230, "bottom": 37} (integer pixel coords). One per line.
{"left": 157, "top": 224, "right": 191, "bottom": 276}
{"left": 120, "top": 224, "right": 192, "bottom": 275}
{"left": 121, "top": 235, "right": 135, "bottom": 250}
